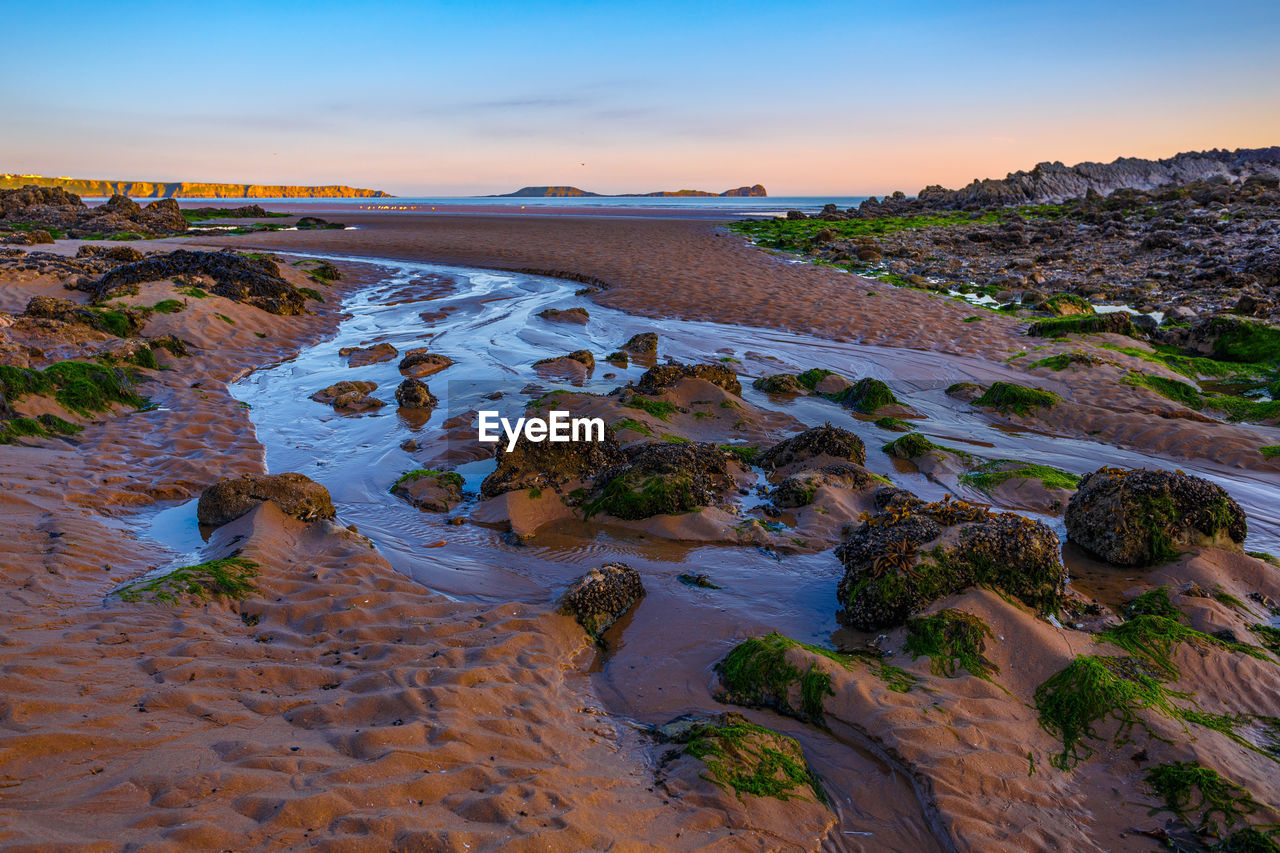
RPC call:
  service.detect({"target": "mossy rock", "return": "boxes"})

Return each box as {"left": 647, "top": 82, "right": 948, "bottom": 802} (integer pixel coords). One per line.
{"left": 1039, "top": 294, "right": 1096, "bottom": 316}
{"left": 973, "top": 381, "right": 1060, "bottom": 416}
{"left": 760, "top": 425, "right": 866, "bottom": 469}
{"left": 1064, "top": 466, "right": 1246, "bottom": 566}
{"left": 752, "top": 373, "right": 804, "bottom": 395}
{"left": 636, "top": 362, "right": 741, "bottom": 396}
{"left": 534, "top": 349, "right": 595, "bottom": 370}
{"left": 481, "top": 427, "right": 624, "bottom": 498}
{"left": 836, "top": 496, "right": 1065, "bottom": 630}
{"left": 873, "top": 416, "right": 914, "bottom": 432}
{"left": 1028, "top": 312, "right": 1140, "bottom": 339}
{"left": 769, "top": 463, "right": 878, "bottom": 508}
{"left": 1184, "top": 315, "right": 1280, "bottom": 365}
{"left": 830, "top": 377, "right": 900, "bottom": 414}
{"left": 621, "top": 331, "right": 658, "bottom": 354}
{"left": 537, "top": 307, "right": 590, "bottom": 324}
{"left": 881, "top": 432, "right": 968, "bottom": 461}
{"left": 392, "top": 469, "right": 463, "bottom": 512}
{"left": 583, "top": 441, "right": 735, "bottom": 520}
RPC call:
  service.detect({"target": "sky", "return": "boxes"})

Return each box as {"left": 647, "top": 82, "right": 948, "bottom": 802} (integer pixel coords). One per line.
{"left": 3, "top": 0, "right": 1279, "bottom": 196}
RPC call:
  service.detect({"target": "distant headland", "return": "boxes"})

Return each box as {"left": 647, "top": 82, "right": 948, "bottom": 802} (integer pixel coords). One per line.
{"left": 0, "top": 174, "right": 393, "bottom": 199}
{"left": 490, "top": 184, "right": 767, "bottom": 198}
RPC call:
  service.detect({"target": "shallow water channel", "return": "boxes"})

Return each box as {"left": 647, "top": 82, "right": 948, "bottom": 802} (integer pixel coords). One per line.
{"left": 142, "top": 255, "right": 1280, "bottom": 850}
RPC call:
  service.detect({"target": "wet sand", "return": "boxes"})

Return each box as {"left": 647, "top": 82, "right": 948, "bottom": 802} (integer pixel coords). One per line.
{"left": 3, "top": 212, "right": 1280, "bottom": 851}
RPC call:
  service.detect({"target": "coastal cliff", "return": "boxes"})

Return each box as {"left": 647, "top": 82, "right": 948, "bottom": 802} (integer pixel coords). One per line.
{"left": 0, "top": 174, "right": 392, "bottom": 199}
{"left": 494, "top": 184, "right": 767, "bottom": 198}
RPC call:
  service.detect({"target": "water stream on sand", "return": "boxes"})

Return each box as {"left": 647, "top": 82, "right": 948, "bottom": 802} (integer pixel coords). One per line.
{"left": 144, "top": 255, "right": 1280, "bottom": 851}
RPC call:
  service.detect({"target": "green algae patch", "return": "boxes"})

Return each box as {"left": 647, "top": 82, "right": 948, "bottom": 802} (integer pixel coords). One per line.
{"left": 1, "top": 361, "right": 145, "bottom": 418}
{"left": 151, "top": 299, "right": 185, "bottom": 314}
{"left": 292, "top": 259, "right": 343, "bottom": 283}
{"left": 973, "top": 381, "right": 1060, "bottom": 416}
{"left": 717, "top": 444, "right": 759, "bottom": 465}
{"left": 0, "top": 414, "right": 83, "bottom": 445}
{"left": 1261, "top": 446, "right": 1280, "bottom": 460}
{"left": 1124, "top": 587, "right": 1183, "bottom": 621}
{"left": 831, "top": 377, "right": 900, "bottom": 413}
{"left": 1028, "top": 313, "right": 1139, "bottom": 339}
{"left": 1034, "top": 655, "right": 1185, "bottom": 770}
{"left": 626, "top": 397, "right": 681, "bottom": 421}
{"left": 881, "top": 432, "right": 969, "bottom": 460}
{"left": 796, "top": 368, "right": 836, "bottom": 389}
{"left": 959, "top": 459, "right": 1080, "bottom": 495}
{"left": 613, "top": 417, "right": 655, "bottom": 437}
{"left": 1124, "top": 371, "right": 1205, "bottom": 408}
{"left": 1041, "top": 294, "right": 1095, "bottom": 316}
{"left": 1251, "top": 625, "right": 1280, "bottom": 656}
{"left": 1145, "top": 761, "right": 1270, "bottom": 840}
{"left": 905, "top": 609, "right": 999, "bottom": 682}
{"left": 1097, "top": 615, "right": 1271, "bottom": 678}
{"left": 392, "top": 469, "right": 463, "bottom": 492}
{"left": 1029, "top": 352, "right": 1100, "bottom": 371}
{"left": 114, "top": 557, "right": 259, "bottom": 605}
{"left": 583, "top": 472, "right": 698, "bottom": 520}
{"left": 1200, "top": 317, "right": 1280, "bottom": 365}
{"left": 681, "top": 719, "right": 827, "bottom": 804}
{"left": 873, "top": 416, "right": 914, "bottom": 432}
{"left": 677, "top": 572, "right": 721, "bottom": 589}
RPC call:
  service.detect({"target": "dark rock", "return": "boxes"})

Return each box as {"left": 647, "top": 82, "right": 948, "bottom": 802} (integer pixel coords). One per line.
{"left": 1064, "top": 467, "right": 1246, "bottom": 566}
{"left": 197, "top": 472, "right": 336, "bottom": 526}
{"left": 398, "top": 349, "right": 454, "bottom": 377}
{"left": 94, "top": 250, "right": 305, "bottom": 315}
{"left": 635, "top": 362, "right": 741, "bottom": 396}
{"left": 760, "top": 426, "right": 866, "bottom": 469}
{"left": 537, "top": 307, "right": 590, "bottom": 324}
{"left": 584, "top": 441, "right": 739, "bottom": 520}
{"left": 340, "top": 342, "right": 398, "bottom": 366}
{"left": 23, "top": 295, "right": 146, "bottom": 337}
{"left": 752, "top": 373, "right": 804, "bottom": 395}
{"left": 311, "top": 381, "right": 384, "bottom": 412}
{"left": 622, "top": 331, "right": 658, "bottom": 354}
{"left": 836, "top": 495, "right": 1065, "bottom": 630}
{"left": 558, "top": 562, "right": 645, "bottom": 639}
{"left": 394, "top": 378, "right": 438, "bottom": 410}
{"left": 534, "top": 349, "right": 594, "bottom": 370}
{"left": 481, "top": 427, "right": 625, "bottom": 498}
{"left": 392, "top": 470, "right": 462, "bottom": 512}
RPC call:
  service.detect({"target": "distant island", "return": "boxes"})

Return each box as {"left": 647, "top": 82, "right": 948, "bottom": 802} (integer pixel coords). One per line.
{"left": 0, "top": 174, "right": 393, "bottom": 199}
{"left": 491, "top": 184, "right": 766, "bottom": 198}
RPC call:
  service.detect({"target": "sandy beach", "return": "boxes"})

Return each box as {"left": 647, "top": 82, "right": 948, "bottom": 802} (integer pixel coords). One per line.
{"left": 2, "top": 201, "right": 1279, "bottom": 852}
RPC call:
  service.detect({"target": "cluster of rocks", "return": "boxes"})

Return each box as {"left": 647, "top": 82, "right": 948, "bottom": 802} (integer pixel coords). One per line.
{"left": 86, "top": 249, "right": 308, "bottom": 316}
{"left": 0, "top": 186, "right": 188, "bottom": 241}
{"left": 787, "top": 175, "right": 1280, "bottom": 320}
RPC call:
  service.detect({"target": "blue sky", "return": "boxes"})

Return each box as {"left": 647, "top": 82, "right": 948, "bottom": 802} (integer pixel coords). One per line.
{"left": 3, "top": 0, "right": 1278, "bottom": 195}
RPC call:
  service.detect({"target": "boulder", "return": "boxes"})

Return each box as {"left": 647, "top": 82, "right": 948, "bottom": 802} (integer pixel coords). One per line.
{"left": 752, "top": 373, "right": 804, "bottom": 395}
{"left": 394, "top": 378, "right": 438, "bottom": 410}
{"left": 481, "top": 427, "right": 624, "bottom": 498}
{"left": 94, "top": 250, "right": 304, "bottom": 315}
{"left": 622, "top": 331, "right": 658, "bottom": 354}
{"left": 584, "top": 442, "right": 738, "bottom": 520}
{"left": 23, "top": 295, "right": 145, "bottom": 337}
{"left": 340, "top": 342, "right": 398, "bottom": 366}
{"left": 636, "top": 362, "right": 742, "bottom": 396}
{"left": 558, "top": 562, "right": 645, "bottom": 638}
{"left": 311, "top": 381, "right": 384, "bottom": 412}
{"left": 760, "top": 426, "right": 866, "bottom": 469}
{"left": 537, "top": 307, "right": 590, "bottom": 324}
{"left": 835, "top": 495, "right": 1065, "bottom": 630}
{"left": 1064, "top": 467, "right": 1247, "bottom": 566}
{"left": 398, "top": 349, "right": 454, "bottom": 377}
{"left": 830, "top": 377, "right": 901, "bottom": 413}
{"left": 197, "top": 472, "right": 335, "bottom": 526}
{"left": 534, "top": 349, "right": 594, "bottom": 370}
{"left": 392, "top": 470, "right": 463, "bottom": 512}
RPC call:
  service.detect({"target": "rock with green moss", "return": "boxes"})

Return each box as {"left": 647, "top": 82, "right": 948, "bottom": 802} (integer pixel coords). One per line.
{"left": 621, "top": 331, "right": 658, "bottom": 354}
{"left": 760, "top": 425, "right": 866, "bottom": 469}
{"left": 769, "top": 463, "right": 878, "bottom": 508}
{"left": 534, "top": 349, "right": 595, "bottom": 370}
{"left": 657, "top": 711, "right": 827, "bottom": 806}
{"left": 583, "top": 441, "right": 736, "bottom": 519}
{"left": 113, "top": 556, "right": 259, "bottom": 605}
{"left": 881, "top": 432, "right": 965, "bottom": 461}
{"left": 197, "top": 472, "right": 336, "bottom": 527}
{"left": 1028, "top": 312, "right": 1140, "bottom": 339}
{"left": 636, "top": 362, "right": 742, "bottom": 396}
{"left": 93, "top": 249, "right": 306, "bottom": 315}
{"left": 392, "top": 469, "right": 463, "bottom": 512}
{"left": 481, "top": 427, "right": 624, "bottom": 498}
{"left": 558, "top": 561, "right": 644, "bottom": 639}
{"left": 973, "top": 381, "right": 1060, "bottom": 416}
{"left": 1183, "top": 315, "right": 1280, "bottom": 365}
{"left": 873, "top": 416, "right": 914, "bottom": 432}
{"left": 751, "top": 373, "right": 804, "bottom": 395}
{"left": 23, "top": 295, "right": 146, "bottom": 337}
{"left": 536, "top": 306, "right": 590, "bottom": 324}
{"left": 1064, "top": 467, "right": 1246, "bottom": 566}
{"left": 830, "top": 377, "right": 901, "bottom": 414}
{"left": 835, "top": 495, "right": 1065, "bottom": 630}
{"left": 1038, "top": 293, "right": 1095, "bottom": 316}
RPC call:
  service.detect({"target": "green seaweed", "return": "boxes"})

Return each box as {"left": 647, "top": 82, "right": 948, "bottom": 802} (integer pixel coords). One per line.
{"left": 681, "top": 719, "right": 826, "bottom": 804}
{"left": 973, "top": 381, "right": 1060, "bottom": 416}
{"left": 583, "top": 472, "right": 698, "bottom": 520}
{"left": 1250, "top": 625, "right": 1280, "bottom": 656}
{"left": 298, "top": 286, "right": 325, "bottom": 303}
{"left": 904, "top": 609, "right": 999, "bottom": 681}
{"left": 1097, "top": 615, "right": 1271, "bottom": 678}
{"left": 151, "top": 299, "right": 185, "bottom": 314}
{"left": 795, "top": 368, "right": 836, "bottom": 390}
{"left": 1145, "top": 761, "right": 1267, "bottom": 839}
{"left": 391, "top": 469, "right": 463, "bottom": 491}
{"left": 1124, "top": 587, "right": 1183, "bottom": 621}
{"left": 626, "top": 397, "right": 681, "bottom": 421}
{"left": 881, "top": 432, "right": 968, "bottom": 459}
{"left": 831, "top": 377, "right": 900, "bottom": 413}
{"left": 613, "top": 417, "right": 655, "bottom": 437}
{"left": 1124, "top": 371, "right": 1205, "bottom": 408}
{"left": 1262, "top": 446, "right": 1280, "bottom": 460}
{"left": 873, "top": 416, "right": 914, "bottom": 432}
{"left": 718, "top": 444, "right": 760, "bottom": 464}
{"left": 114, "top": 557, "right": 259, "bottom": 604}
{"left": 959, "top": 459, "right": 1080, "bottom": 494}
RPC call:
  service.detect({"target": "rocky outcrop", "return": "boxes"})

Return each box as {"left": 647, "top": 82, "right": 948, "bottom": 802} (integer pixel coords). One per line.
{"left": 760, "top": 426, "right": 866, "bottom": 469}
{"left": 398, "top": 349, "right": 454, "bottom": 377}
{"left": 0, "top": 187, "right": 189, "bottom": 237}
{"left": 635, "top": 362, "right": 742, "bottom": 396}
{"left": 23, "top": 296, "right": 146, "bottom": 337}
{"left": 394, "top": 378, "right": 437, "bottom": 411}
{"left": 196, "top": 473, "right": 336, "bottom": 526}
{"left": 835, "top": 494, "right": 1065, "bottom": 630}
{"left": 584, "top": 442, "right": 739, "bottom": 520}
{"left": 1064, "top": 467, "right": 1247, "bottom": 566}
{"left": 621, "top": 332, "right": 658, "bottom": 354}
{"left": 558, "top": 562, "right": 645, "bottom": 639}
{"left": 311, "top": 381, "right": 384, "bottom": 412}
{"left": 93, "top": 250, "right": 306, "bottom": 315}
{"left": 0, "top": 175, "right": 391, "bottom": 198}
{"left": 481, "top": 428, "right": 625, "bottom": 498}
